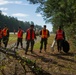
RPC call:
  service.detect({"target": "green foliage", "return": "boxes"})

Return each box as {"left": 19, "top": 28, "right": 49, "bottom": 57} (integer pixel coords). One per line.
{"left": 0, "top": 11, "right": 42, "bottom": 32}
{"left": 27, "top": 0, "right": 76, "bottom": 46}
{"left": 27, "top": 0, "right": 45, "bottom": 4}
{"left": 64, "top": 23, "right": 76, "bottom": 46}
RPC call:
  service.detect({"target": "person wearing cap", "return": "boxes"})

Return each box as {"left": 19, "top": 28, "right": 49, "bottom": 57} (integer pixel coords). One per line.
{"left": 0, "top": 27, "right": 2, "bottom": 47}
{"left": 16, "top": 27, "right": 23, "bottom": 48}
{"left": 55, "top": 26, "right": 65, "bottom": 52}
{"left": 39, "top": 25, "right": 50, "bottom": 53}
{"left": 25, "top": 25, "right": 36, "bottom": 54}
{"left": 2, "top": 25, "right": 9, "bottom": 48}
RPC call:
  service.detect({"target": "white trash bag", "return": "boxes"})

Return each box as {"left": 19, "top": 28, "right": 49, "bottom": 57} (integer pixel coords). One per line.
{"left": 51, "top": 40, "right": 56, "bottom": 52}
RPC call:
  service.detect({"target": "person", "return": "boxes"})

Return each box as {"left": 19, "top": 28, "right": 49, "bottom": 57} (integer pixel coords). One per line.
{"left": 0, "top": 27, "right": 2, "bottom": 47}
{"left": 25, "top": 25, "right": 36, "bottom": 54}
{"left": 2, "top": 25, "right": 9, "bottom": 48}
{"left": 39, "top": 25, "right": 50, "bottom": 53}
{"left": 16, "top": 27, "right": 23, "bottom": 48}
{"left": 55, "top": 26, "right": 65, "bottom": 52}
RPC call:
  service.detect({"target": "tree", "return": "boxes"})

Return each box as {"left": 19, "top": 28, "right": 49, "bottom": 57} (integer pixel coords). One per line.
{"left": 27, "top": 0, "right": 76, "bottom": 45}
{"left": 0, "top": 10, "right": 42, "bottom": 32}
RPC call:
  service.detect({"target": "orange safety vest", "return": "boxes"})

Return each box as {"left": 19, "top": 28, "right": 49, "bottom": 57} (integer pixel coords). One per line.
{"left": 0, "top": 30, "right": 2, "bottom": 38}
{"left": 2, "top": 28, "right": 7, "bottom": 36}
{"left": 26, "top": 29, "right": 35, "bottom": 40}
{"left": 18, "top": 30, "right": 23, "bottom": 38}
{"left": 56, "top": 30, "right": 63, "bottom": 40}
{"left": 41, "top": 29, "right": 48, "bottom": 38}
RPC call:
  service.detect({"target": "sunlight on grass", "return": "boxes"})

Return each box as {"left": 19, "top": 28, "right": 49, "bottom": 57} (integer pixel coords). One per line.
{"left": 48, "top": 34, "right": 55, "bottom": 45}
{"left": 6, "top": 33, "right": 76, "bottom": 74}
{"left": 9, "top": 37, "right": 17, "bottom": 41}
{"left": 34, "top": 34, "right": 56, "bottom": 50}
{"left": 8, "top": 33, "right": 26, "bottom": 44}
{"left": 34, "top": 42, "right": 40, "bottom": 50}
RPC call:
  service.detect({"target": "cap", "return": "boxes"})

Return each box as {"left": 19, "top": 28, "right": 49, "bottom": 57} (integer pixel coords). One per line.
{"left": 19, "top": 26, "right": 21, "bottom": 29}
{"left": 58, "top": 26, "right": 61, "bottom": 29}
{"left": 44, "top": 25, "right": 46, "bottom": 28}
{"left": 30, "top": 25, "right": 34, "bottom": 27}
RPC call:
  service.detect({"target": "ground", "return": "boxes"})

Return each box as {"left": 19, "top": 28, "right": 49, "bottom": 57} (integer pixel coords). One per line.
{"left": 0, "top": 34, "right": 76, "bottom": 75}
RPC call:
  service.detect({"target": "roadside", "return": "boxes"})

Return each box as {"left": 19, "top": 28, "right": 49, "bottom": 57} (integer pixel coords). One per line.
{"left": 0, "top": 34, "right": 76, "bottom": 75}
{"left": 17, "top": 34, "right": 76, "bottom": 75}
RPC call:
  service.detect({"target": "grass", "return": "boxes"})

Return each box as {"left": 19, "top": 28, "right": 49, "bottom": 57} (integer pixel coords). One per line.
{"left": 34, "top": 34, "right": 76, "bottom": 74}
{"left": 34, "top": 34, "right": 55, "bottom": 50}
{"left": 9, "top": 34, "right": 41, "bottom": 50}
{"left": 34, "top": 42, "right": 40, "bottom": 50}
{"left": 8, "top": 33, "right": 26, "bottom": 44}
{"left": 1, "top": 33, "right": 76, "bottom": 75}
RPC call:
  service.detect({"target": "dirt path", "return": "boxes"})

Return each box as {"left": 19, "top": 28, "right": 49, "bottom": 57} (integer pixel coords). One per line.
{"left": 17, "top": 36, "right": 76, "bottom": 75}
{"left": 21, "top": 49, "right": 76, "bottom": 75}
{"left": 1, "top": 36, "right": 76, "bottom": 75}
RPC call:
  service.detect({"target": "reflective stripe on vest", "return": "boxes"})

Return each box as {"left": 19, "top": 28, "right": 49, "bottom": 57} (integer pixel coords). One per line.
{"left": 26, "top": 29, "right": 35, "bottom": 40}
{"left": 18, "top": 30, "right": 23, "bottom": 38}
{"left": 57, "top": 30, "right": 63, "bottom": 40}
{"left": 41, "top": 29, "right": 48, "bottom": 38}
{"left": 2, "top": 29, "right": 7, "bottom": 36}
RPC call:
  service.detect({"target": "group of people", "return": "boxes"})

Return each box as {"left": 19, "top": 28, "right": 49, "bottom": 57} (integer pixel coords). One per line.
{"left": 0, "top": 24, "right": 65, "bottom": 54}
{"left": 16, "top": 24, "right": 65, "bottom": 54}
{"left": 16, "top": 25, "right": 50, "bottom": 54}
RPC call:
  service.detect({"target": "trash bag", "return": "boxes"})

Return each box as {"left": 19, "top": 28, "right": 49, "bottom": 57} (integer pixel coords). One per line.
{"left": 51, "top": 40, "right": 56, "bottom": 52}
{"left": 62, "top": 40, "right": 70, "bottom": 53}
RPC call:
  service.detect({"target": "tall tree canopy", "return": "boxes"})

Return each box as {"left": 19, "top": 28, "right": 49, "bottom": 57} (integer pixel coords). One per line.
{"left": 27, "top": 0, "right": 76, "bottom": 45}
{"left": 0, "top": 10, "right": 42, "bottom": 32}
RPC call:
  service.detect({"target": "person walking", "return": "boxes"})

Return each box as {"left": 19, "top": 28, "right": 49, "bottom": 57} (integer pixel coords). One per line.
{"left": 16, "top": 27, "right": 23, "bottom": 49}
{"left": 25, "top": 25, "right": 36, "bottom": 54}
{"left": 2, "top": 25, "right": 9, "bottom": 48}
{"left": 0, "top": 27, "right": 2, "bottom": 47}
{"left": 39, "top": 25, "right": 50, "bottom": 53}
{"left": 55, "top": 26, "right": 65, "bottom": 52}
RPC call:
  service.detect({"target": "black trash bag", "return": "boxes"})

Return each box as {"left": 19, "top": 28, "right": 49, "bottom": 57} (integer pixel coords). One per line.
{"left": 62, "top": 40, "right": 70, "bottom": 53}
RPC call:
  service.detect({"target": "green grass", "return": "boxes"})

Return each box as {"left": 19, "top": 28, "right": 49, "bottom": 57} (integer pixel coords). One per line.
{"left": 9, "top": 34, "right": 40, "bottom": 50}
{"left": 2, "top": 33, "right": 76, "bottom": 74}
{"left": 9, "top": 36, "right": 17, "bottom": 41}
{"left": 8, "top": 33, "right": 26, "bottom": 44}
{"left": 34, "top": 34, "right": 56, "bottom": 50}
{"left": 34, "top": 42, "right": 40, "bottom": 50}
